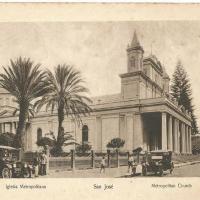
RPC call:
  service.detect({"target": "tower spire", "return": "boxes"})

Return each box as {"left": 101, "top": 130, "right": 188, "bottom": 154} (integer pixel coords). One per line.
{"left": 131, "top": 31, "right": 141, "bottom": 48}
{"left": 126, "top": 30, "right": 144, "bottom": 73}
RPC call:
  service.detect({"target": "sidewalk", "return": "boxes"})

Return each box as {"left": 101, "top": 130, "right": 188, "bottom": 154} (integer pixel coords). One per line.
{"left": 174, "top": 160, "right": 200, "bottom": 168}
{"left": 44, "top": 160, "right": 200, "bottom": 178}
{"left": 45, "top": 166, "right": 128, "bottom": 178}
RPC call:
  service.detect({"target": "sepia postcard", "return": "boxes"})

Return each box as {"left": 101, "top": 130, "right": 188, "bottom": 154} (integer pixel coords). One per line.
{"left": 0, "top": 2, "right": 200, "bottom": 200}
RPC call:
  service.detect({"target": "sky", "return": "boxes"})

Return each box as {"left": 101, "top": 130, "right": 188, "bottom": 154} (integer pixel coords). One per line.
{"left": 0, "top": 21, "right": 199, "bottom": 125}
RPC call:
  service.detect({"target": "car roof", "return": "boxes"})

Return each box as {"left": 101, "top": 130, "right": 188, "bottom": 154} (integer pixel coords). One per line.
{"left": 0, "top": 145, "right": 18, "bottom": 150}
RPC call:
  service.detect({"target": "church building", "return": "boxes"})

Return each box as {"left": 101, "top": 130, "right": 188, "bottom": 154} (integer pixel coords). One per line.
{"left": 0, "top": 32, "right": 192, "bottom": 154}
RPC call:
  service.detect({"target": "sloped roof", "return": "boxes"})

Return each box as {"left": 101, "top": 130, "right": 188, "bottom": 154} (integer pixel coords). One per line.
{"left": 91, "top": 93, "right": 122, "bottom": 105}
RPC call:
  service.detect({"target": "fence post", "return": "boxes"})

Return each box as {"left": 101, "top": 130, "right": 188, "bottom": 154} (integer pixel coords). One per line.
{"left": 107, "top": 149, "right": 110, "bottom": 168}
{"left": 45, "top": 145, "right": 50, "bottom": 175}
{"left": 116, "top": 149, "right": 119, "bottom": 168}
{"left": 127, "top": 151, "right": 130, "bottom": 163}
{"left": 91, "top": 150, "right": 95, "bottom": 169}
{"left": 71, "top": 149, "right": 75, "bottom": 171}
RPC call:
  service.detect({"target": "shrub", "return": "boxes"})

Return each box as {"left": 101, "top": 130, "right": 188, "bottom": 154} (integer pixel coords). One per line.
{"left": 0, "top": 132, "right": 15, "bottom": 147}
{"left": 106, "top": 138, "right": 125, "bottom": 150}
{"left": 75, "top": 143, "right": 92, "bottom": 156}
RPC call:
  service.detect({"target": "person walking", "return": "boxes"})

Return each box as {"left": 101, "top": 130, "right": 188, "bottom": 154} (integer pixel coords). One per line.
{"left": 100, "top": 156, "right": 106, "bottom": 173}
{"left": 128, "top": 155, "right": 133, "bottom": 173}
{"left": 41, "top": 152, "right": 47, "bottom": 176}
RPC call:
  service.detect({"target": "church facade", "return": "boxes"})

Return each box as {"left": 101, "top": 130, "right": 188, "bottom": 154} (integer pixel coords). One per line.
{"left": 0, "top": 32, "right": 192, "bottom": 154}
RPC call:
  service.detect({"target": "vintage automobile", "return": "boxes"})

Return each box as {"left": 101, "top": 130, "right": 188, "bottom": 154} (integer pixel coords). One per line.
{"left": 141, "top": 150, "right": 174, "bottom": 176}
{"left": 0, "top": 145, "right": 33, "bottom": 178}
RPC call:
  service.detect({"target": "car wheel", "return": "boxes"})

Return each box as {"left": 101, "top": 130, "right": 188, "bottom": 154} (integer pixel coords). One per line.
{"left": 23, "top": 170, "right": 31, "bottom": 178}
{"left": 158, "top": 168, "right": 163, "bottom": 176}
{"left": 142, "top": 166, "right": 147, "bottom": 176}
{"left": 131, "top": 167, "right": 136, "bottom": 177}
{"left": 2, "top": 168, "right": 12, "bottom": 178}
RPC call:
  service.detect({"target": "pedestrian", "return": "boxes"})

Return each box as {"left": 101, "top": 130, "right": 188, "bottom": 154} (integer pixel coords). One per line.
{"left": 128, "top": 155, "right": 133, "bottom": 173}
{"left": 132, "top": 159, "right": 137, "bottom": 175}
{"left": 100, "top": 156, "right": 106, "bottom": 173}
{"left": 41, "top": 152, "right": 47, "bottom": 176}
{"left": 33, "top": 151, "right": 40, "bottom": 177}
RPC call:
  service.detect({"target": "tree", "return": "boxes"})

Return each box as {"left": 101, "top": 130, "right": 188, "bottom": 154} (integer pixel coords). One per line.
{"left": 192, "top": 135, "right": 200, "bottom": 154}
{"left": 36, "top": 137, "right": 56, "bottom": 148}
{"left": 0, "top": 57, "right": 47, "bottom": 149}
{"left": 13, "top": 102, "right": 35, "bottom": 122}
{"left": 37, "top": 130, "right": 78, "bottom": 156}
{"left": 106, "top": 138, "right": 125, "bottom": 150}
{"left": 171, "top": 61, "right": 199, "bottom": 135}
{"left": 34, "top": 64, "right": 92, "bottom": 155}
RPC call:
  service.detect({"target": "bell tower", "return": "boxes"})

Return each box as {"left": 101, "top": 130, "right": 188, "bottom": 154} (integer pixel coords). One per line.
{"left": 120, "top": 31, "right": 144, "bottom": 100}
{"left": 127, "top": 31, "right": 144, "bottom": 72}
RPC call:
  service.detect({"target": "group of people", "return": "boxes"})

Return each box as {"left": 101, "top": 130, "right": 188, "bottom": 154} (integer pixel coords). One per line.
{"left": 127, "top": 155, "right": 137, "bottom": 174}
{"left": 33, "top": 151, "right": 48, "bottom": 177}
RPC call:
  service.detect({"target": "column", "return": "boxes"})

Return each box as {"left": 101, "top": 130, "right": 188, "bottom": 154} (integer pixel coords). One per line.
{"left": 13, "top": 122, "right": 17, "bottom": 134}
{"left": 181, "top": 123, "right": 185, "bottom": 154}
{"left": 167, "top": 115, "right": 173, "bottom": 151}
{"left": 185, "top": 125, "right": 188, "bottom": 154}
{"left": 96, "top": 116, "right": 102, "bottom": 151}
{"left": 119, "top": 115, "right": 126, "bottom": 142}
{"left": 173, "top": 118, "right": 178, "bottom": 153}
{"left": 2, "top": 123, "right": 5, "bottom": 133}
{"left": 125, "top": 113, "right": 134, "bottom": 151}
{"left": 188, "top": 126, "right": 191, "bottom": 154}
{"left": 177, "top": 120, "right": 180, "bottom": 153}
{"left": 15, "top": 122, "right": 18, "bottom": 133}
{"left": 10, "top": 122, "right": 13, "bottom": 133}
{"left": 133, "top": 113, "right": 143, "bottom": 150}
{"left": 162, "top": 112, "right": 167, "bottom": 150}
{"left": 5, "top": 123, "right": 10, "bottom": 132}
{"left": 188, "top": 127, "right": 192, "bottom": 154}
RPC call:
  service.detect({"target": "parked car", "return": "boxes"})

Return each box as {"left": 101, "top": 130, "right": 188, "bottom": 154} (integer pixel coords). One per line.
{"left": 0, "top": 145, "right": 33, "bottom": 178}
{"left": 142, "top": 150, "right": 174, "bottom": 176}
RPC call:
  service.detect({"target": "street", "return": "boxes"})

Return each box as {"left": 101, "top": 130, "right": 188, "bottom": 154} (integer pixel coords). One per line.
{"left": 168, "top": 163, "right": 200, "bottom": 177}
{"left": 41, "top": 163, "right": 200, "bottom": 178}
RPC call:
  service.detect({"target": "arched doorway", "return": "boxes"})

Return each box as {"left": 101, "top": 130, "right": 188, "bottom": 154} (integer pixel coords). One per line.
{"left": 82, "top": 125, "right": 88, "bottom": 144}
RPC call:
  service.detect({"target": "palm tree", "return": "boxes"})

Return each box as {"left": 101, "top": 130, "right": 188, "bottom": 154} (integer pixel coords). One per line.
{"left": 0, "top": 57, "right": 47, "bottom": 149}
{"left": 13, "top": 102, "right": 36, "bottom": 122}
{"left": 34, "top": 64, "right": 92, "bottom": 154}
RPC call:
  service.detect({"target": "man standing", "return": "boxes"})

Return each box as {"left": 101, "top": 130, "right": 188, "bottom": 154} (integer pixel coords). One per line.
{"left": 128, "top": 155, "right": 133, "bottom": 173}
{"left": 100, "top": 156, "right": 106, "bottom": 173}
{"left": 41, "top": 152, "right": 47, "bottom": 176}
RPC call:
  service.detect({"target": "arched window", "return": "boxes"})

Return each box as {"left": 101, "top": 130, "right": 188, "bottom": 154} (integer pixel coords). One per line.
{"left": 82, "top": 125, "right": 88, "bottom": 144}
{"left": 37, "top": 128, "right": 42, "bottom": 141}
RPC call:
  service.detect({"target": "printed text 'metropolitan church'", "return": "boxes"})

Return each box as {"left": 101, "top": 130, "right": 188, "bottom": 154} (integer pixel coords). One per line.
{"left": 0, "top": 32, "right": 192, "bottom": 154}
